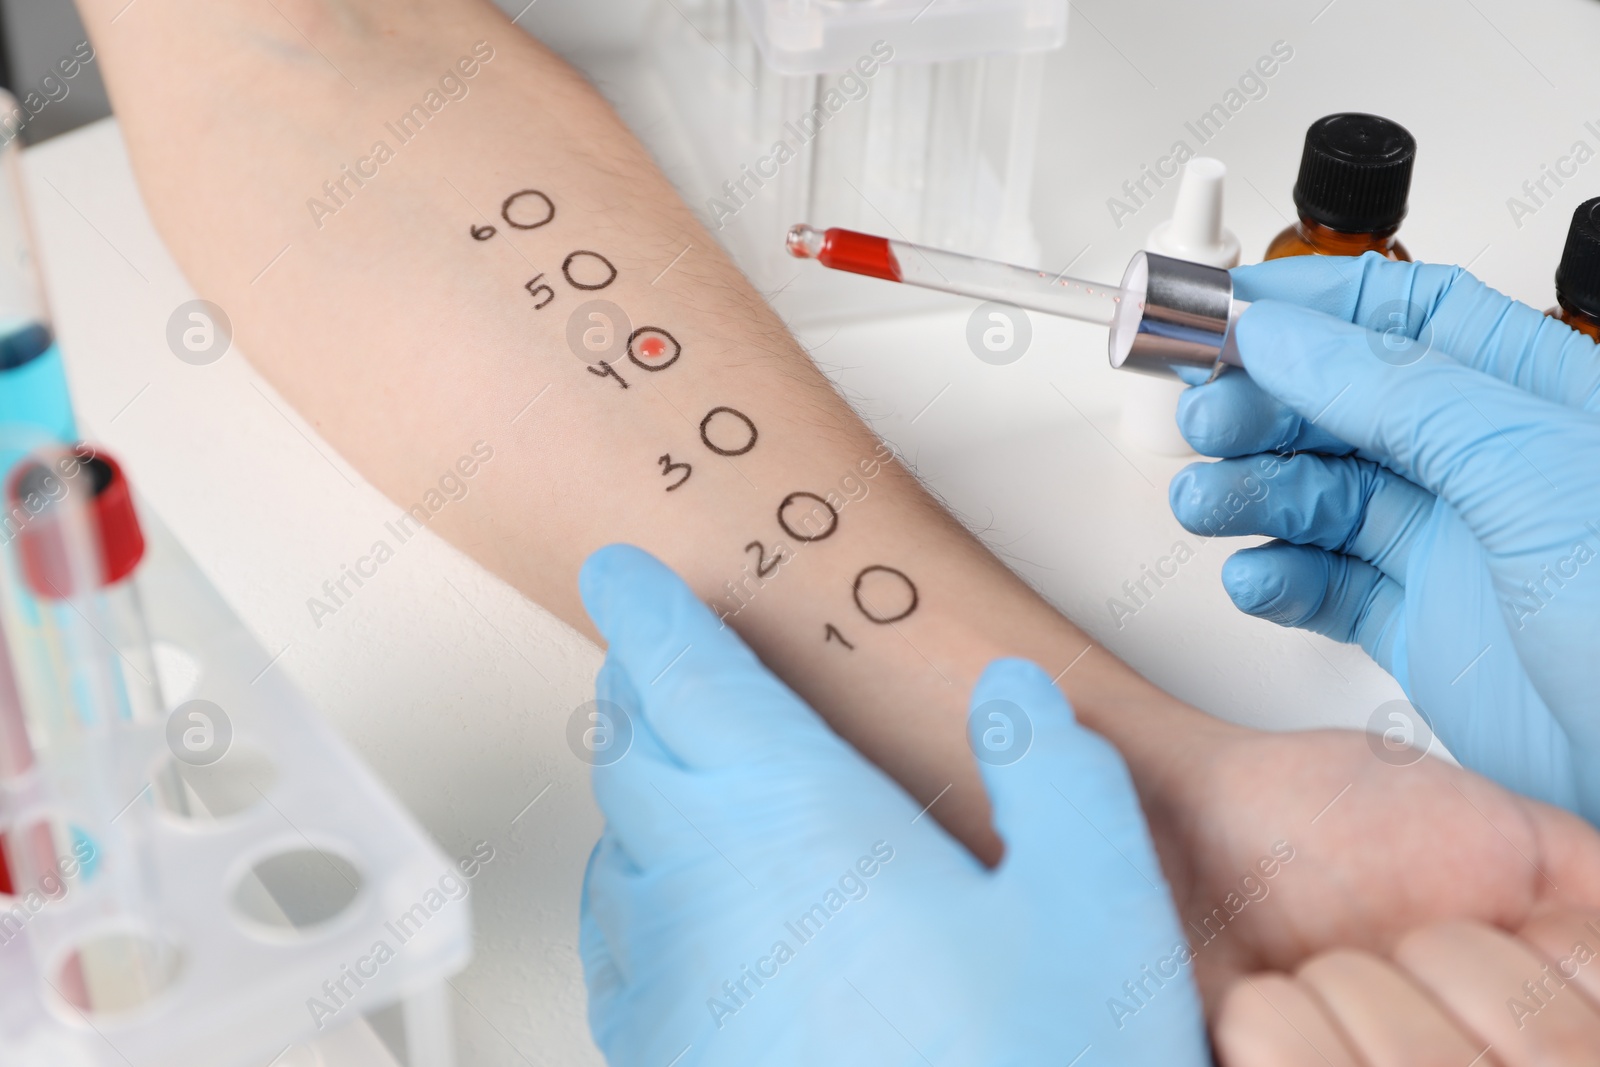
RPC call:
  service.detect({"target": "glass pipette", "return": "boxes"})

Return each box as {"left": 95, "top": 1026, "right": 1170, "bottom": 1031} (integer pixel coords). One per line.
{"left": 785, "top": 223, "right": 1126, "bottom": 328}
{"left": 785, "top": 223, "right": 1248, "bottom": 379}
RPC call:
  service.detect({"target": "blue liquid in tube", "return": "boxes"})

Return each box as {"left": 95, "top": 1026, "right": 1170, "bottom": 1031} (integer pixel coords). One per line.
{"left": 0, "top": 321, "right": 75, "bottom": 445}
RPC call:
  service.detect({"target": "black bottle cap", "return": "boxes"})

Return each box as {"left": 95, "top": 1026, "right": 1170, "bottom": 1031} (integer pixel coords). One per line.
{"left": 1556, "top": 197, "right": 1600, "bottom": 319}
{"left": 1292, "top": 113, "right": 1416, "bottom": 233}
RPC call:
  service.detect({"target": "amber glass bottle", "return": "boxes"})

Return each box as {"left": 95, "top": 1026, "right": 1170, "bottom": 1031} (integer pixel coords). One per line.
{"left": 1265, "top": 113, "right": 1416, "bottom": 262}
{"left": 1548, "top": 197, "right": 1600, "bottom": 341}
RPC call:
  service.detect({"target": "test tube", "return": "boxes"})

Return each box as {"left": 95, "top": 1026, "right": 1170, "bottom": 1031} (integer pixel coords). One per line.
{"left": 0, "top": 91, "right": 76, "bottom": 463}
{"left": 13, "top": 448, "right": 162, "bottom": 726}
{"left": 0, "top": 87, "right": 78, "bottom": 932}
{"left": 3, "top": 446, "right": 173, "bottom": 1014}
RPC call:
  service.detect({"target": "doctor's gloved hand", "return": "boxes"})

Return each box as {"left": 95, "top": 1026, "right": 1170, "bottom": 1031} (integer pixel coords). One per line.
{"left": 1168, "top": 252, "right": 1600, "bottom": 820}
{"left": 576, "top": 545, "right": 1209, "bottom": 1067}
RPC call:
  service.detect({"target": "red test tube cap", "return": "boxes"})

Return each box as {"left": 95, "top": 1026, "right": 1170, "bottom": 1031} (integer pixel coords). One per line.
{"left": 9, "top": 446, "right": 145, "bottom": 599}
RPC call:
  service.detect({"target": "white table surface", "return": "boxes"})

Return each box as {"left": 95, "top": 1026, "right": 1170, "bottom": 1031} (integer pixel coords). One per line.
{"left": 26, "top": 0, "right": 1600, "bottom": 1061}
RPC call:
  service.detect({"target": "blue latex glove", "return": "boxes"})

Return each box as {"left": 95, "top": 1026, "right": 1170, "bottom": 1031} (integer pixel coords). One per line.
{"left": 1168, "top": 252, "right": 1600, "bottom": 819}
{"left": 577, "top": 545, "right": 1209, "bottom": 1067}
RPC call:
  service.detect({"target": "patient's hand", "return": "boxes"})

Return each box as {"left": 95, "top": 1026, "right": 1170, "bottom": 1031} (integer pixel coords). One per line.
{"left": 1137, "top": 723, "right": 1600, "bottom": 1013}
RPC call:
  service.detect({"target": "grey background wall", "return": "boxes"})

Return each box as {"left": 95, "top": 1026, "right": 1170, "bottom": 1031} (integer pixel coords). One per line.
{"left": 2, "top": 0, "right": 110, "bottom": 142}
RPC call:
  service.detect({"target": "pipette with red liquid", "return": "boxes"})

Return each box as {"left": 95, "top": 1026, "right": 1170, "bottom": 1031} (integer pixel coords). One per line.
{"left": 785, "top": 223, "right": 1249, "bottom": 380}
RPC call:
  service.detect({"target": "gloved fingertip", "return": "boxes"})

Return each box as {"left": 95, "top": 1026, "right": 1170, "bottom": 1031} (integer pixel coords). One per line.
{"left": 1230, "top": 255, "right": 1357, "bottom": 302}
{"left": 964, "top": 657, "right": 1073, "bottom": 782}
{"left": 1166, "top": 462, "right": 1207, "bottom": 523}
{"left": 1173, "top": 382, "right": 1225, "bottom": 453}
{"left": 1172, "top": 368, "right": 1297, "bottom": 457}
{"left": 970, "top": 657, "right": 1073, "bottom": 721}
{"left": 1221, "top": 552, "right": 1278, "bottom": 615}
{"left": 968, "top": 657, "right": 1142, "bottom": 869}
{"left": 579, "top": 543, "right": 659, "bottom": 634}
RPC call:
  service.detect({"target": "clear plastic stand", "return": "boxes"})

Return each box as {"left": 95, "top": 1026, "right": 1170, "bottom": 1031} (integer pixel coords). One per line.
{"left": 0, "top": 496, "right": 471, "bottom": 1066}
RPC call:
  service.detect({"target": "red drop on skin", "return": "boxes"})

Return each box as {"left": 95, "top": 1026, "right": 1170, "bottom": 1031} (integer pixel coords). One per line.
{"left": 818, "top": 228, "right": 902, "bottom": 282}
{"left": 640, "top": 336, "right": 666, "bottom": 359}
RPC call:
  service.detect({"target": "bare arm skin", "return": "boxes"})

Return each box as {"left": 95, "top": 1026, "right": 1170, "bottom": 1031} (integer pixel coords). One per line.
{"left": 73, "top": 0, "right": 1204, "bottom": 860}
{"left": 75, "top": 0, "right": 1600, "bottom": 1013}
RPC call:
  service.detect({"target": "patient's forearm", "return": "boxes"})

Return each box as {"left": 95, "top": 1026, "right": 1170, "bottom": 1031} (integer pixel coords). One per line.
{"left": 75, "top": 0, "right": 1220, "bottom": 857}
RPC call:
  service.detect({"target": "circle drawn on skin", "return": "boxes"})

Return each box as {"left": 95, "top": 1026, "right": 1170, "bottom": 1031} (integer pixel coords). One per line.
{"left": 563, "top": 250, "right": 619, "bottom": 291}
{"left": 501, "top": 189, "right": 555, "bottom": 230}
{"left": 627, "top": 326, "right": 681, "bottom": 372}
{"left": 852, "top": 565, "right": 918, "bottom": 624}
{"left": 777, "top": 491, "right": 838, "bottom": 542}
{"left": 699, "top": 406, "right": 758, "bottom": 457}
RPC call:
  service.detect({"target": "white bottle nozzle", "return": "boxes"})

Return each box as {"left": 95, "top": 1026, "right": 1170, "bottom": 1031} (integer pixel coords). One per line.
{"left": 1146, "top": 157, "right": 1241, "bottom": 270}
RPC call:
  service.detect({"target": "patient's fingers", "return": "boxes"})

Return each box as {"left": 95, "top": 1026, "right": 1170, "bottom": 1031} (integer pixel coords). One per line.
{"left": 1513, "top": 909, "right": 1600, "bottom": 1007}
{"left": 1216, "top": 920, "right": 1600, "bottom": 1067}
{"left": 1214, "top": 973, "right": 1362, "bottom": 1067}
{"left": 1295, "top": 950, "right": 1496, "bottom": 1067}
{"left": 1396, "top": 920, "right": 1600, "bottom": 1067}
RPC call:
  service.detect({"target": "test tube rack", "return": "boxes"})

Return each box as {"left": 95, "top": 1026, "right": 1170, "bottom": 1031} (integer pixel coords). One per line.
{"left": 0, "top": 508, "right": 472, "bottom": 1067}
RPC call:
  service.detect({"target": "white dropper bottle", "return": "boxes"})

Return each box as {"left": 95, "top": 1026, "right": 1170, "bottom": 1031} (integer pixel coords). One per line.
{"left": 1120, "top": 157, "right": 1241, "bottom": 455}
